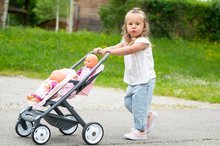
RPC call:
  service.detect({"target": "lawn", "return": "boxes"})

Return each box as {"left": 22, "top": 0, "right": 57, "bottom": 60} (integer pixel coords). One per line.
{"left": 0, "top": 27, "right": 219, "bottom": 103}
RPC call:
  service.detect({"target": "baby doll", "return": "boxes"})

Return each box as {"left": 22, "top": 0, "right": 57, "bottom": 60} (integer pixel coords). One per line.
{"left": 74, "top": 54, "right": 99, "bottom": 80}
{"left": 59, "top": 54, "right": 99, "bottom": 98}
{"left": 27, "top": 69, "right": 66, "bottom": 103}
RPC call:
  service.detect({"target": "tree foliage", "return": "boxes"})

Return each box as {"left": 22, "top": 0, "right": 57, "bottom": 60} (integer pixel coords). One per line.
{"left": 33, "top": 0, "right": 69, "bottom": 23}
{"left": 9, "top": 0, "right": 37, "bottom": 25}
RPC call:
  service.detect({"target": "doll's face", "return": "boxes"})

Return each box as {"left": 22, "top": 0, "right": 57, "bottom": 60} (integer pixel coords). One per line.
{"left": 84, "top": 54, "right": 98, "bottom": 68}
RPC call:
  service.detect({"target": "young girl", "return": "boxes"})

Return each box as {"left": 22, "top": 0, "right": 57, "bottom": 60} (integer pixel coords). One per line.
{"left": 94, "top": 7, "right": 157, "bottom": 140}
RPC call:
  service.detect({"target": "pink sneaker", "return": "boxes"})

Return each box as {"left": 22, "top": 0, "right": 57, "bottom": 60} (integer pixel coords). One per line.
{"left": 146, "top": 111, "right": 158, "bottom": 134}
{"left": 124, "top": 130, "right": 147, "bottom": 140}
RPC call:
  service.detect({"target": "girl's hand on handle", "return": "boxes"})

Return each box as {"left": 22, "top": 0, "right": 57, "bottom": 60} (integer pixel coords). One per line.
{"left": 99, "top": 48, "right": 111, "bottom": 55}
{"left": 93, "top": 47, "right": 102, "bottom": 54}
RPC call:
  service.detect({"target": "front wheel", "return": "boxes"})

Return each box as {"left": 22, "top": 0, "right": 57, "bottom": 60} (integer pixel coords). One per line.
{"left": 82, "top": 122, "right": 104, "bottom": 145}
{"left": 32, "top": 124, "right": 51, "bottom": 145}
{"left": 15, "top": 119, "right": 33, "bottom": 137}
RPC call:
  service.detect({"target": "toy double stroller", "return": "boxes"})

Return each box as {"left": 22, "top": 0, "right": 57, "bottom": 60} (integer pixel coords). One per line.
{"left": 15, "top": 51, "right": 110, "bottom": 145}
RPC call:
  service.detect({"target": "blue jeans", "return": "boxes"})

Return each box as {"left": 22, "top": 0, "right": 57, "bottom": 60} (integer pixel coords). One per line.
{"left": 124, "top": 78, "right": 156, "bottom": 132}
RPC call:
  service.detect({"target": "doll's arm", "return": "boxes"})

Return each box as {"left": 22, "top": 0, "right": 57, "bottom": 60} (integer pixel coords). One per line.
{"left": 44, "top": 83, "right": 52, "bottom": 91}
{"left": 73, "top": 74, "right": 79, "bottom": 79}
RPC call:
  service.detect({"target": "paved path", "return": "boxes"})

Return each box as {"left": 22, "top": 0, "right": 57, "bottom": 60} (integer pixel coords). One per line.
{"left": 0, "top": 76, "right": 220, "bottom": 146}
{"left": 1, "top": 76, "right": 219, "bottom": 110}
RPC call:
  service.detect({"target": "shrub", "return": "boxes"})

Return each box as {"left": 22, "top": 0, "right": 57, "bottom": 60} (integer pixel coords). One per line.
{"left": 99, "top": 0, "right": 220, "bottom": 41}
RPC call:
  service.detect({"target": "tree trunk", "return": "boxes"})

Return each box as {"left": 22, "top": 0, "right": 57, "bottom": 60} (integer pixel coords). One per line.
{"left": 67, "top": 0, "right": 74, "bottom": 33}
{"left": 55, "top": 0, "right": 59, "bottom": 32}
{"left": 1, "top": 0, "right": 9, "bottom": 29}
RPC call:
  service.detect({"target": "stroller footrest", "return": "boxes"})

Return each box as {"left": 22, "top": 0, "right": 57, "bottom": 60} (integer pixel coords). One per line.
{"left": 21, "top": 110, "right": 42, "bottom": 122}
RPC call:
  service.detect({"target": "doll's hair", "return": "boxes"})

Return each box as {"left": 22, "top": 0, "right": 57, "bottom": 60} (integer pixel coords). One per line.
{"left": 122, "top": 7, "right": 150, "bottom": 45}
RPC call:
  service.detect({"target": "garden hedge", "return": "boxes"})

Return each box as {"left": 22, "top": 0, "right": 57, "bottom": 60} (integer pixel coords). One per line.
{"left": 99, "top": 0, "right": 220, "bottom": 41}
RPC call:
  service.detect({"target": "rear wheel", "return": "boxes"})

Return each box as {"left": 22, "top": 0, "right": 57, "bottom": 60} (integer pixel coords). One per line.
{"left": 82, "top": 122, "right": 104, "bottom": 145}
{"left": 59, "top": 115, "right": 78, "bottom": 135}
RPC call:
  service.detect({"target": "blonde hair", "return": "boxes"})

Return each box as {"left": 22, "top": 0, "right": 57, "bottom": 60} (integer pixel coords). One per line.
{"left": 122, "top": 7, "right": 150, "bottom": 45}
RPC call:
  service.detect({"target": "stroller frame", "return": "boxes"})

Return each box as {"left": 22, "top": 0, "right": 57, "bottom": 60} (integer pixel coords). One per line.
{"left": 15, "top": 51, "right": 110, "bottom": 145}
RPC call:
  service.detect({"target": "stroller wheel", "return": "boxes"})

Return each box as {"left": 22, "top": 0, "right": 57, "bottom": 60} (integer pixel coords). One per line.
{"left": 59, "top": 115, "right": 78, "bottom": 135}
{"left": 82, "top": 122, "right": 104, "bottom": 145}
{"left": 32, "top": 124, "right": 51, "bottom": 145}
{"left": 15, "top": 119, "right": 33, "bottom": 137}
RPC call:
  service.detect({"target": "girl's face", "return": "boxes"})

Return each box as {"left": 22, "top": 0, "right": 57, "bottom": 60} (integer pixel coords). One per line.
{"left": 126, "top": 13, "right": 145, "bottom": 39}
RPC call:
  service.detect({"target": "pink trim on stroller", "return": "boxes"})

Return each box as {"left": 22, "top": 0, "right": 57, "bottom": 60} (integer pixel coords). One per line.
{"left": 28, "top": 65, "right": 104, "bottom": 107}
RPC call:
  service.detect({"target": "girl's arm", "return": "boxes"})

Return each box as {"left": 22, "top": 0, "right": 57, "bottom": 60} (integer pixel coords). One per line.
{"left": 105, "top": 42, "right": 124, "bottom": 50}
{"left": 93, "top": 42, "right": 124, "bottom": 54}
{"left": 101, "top": 42, "right": 148, "bottom": 55}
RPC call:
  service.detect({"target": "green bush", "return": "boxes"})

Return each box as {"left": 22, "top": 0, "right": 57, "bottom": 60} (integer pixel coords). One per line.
{"left": 203, "top": 2, "right": 220, "bottom": 41}
{"left": 99, "top": 0, "right": 128, "bottom": 33}
{"left": 99, "top": 0, "right": 220, "bottom": 41}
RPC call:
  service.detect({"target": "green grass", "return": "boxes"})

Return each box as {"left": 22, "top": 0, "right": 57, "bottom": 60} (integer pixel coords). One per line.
{"left": 153, "top": 38, "right": 220, "bottom": 103}
{"left": 0, "top": 27, "right": 219, "bottom": 103}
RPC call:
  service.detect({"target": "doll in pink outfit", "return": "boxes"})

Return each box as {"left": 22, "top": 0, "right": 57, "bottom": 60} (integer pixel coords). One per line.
{"left": 74, "top": 54, "right": 98, "bottom": 80}
{"left": 59, "top": 54, "right": 99, "bottom": 98}
{"left": 27, "top": 70, "right": 66, "bottom": 103}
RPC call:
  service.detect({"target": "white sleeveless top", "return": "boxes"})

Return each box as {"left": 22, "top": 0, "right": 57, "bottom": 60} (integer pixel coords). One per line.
{"left": 123, "top": 37, "right": 156, "bottom": 85}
